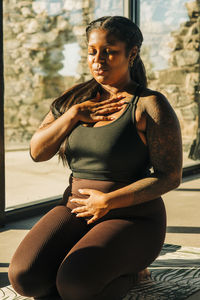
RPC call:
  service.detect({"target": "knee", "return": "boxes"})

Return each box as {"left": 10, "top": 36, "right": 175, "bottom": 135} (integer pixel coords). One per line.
{"left": 8, "top": 261, "right": 50, "bottom": 297}
{"left": 56, "top": 270, "right": 96, "bottom": 300}
{"left": 56, "top": 254, "right": 101, "bottom": 300}
{"left": 8, "top": 261, "right": 33, "bottom": 296}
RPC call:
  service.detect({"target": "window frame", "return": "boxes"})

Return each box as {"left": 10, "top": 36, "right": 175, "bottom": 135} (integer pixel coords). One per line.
{"left": 0, "top": 0, "right": 200, "bottom": 225}
{"left": 0, "top": 0, "right": 5, "bottom": 226}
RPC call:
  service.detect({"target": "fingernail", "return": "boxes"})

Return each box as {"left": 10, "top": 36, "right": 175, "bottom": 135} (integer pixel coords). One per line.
{"left": 70, "top": 199, "right": 74, "bottom": 202}
{"left": 78, "top": 189, "right": 83, "bottom": 193}
{"left": 110, "top": 117, "right": 115, "bottom": 120}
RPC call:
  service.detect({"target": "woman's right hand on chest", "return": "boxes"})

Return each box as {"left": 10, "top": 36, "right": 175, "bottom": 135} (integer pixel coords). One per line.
{"left": 73, "top": 93, "right": 127, "bottom": 124}
{"left": 30, "top": 93, "right": 126, "bottom": 161}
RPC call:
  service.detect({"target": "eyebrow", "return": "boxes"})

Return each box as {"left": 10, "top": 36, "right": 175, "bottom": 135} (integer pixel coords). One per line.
{"left": 88, "top": 42, "right": 118, "bottom": 47}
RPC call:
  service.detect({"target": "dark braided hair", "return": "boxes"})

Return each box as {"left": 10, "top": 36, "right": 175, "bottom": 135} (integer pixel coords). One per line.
{"left": 51, "top": 16, "right": 147, "bottom": 163}
{"left": 86, "top": 16, "right": 143, "bottom": 54}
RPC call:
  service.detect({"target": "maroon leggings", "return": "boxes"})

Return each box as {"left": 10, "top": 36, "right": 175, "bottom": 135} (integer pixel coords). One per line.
{"left": 8, "top": 176, "right": 166, "bottom": 300}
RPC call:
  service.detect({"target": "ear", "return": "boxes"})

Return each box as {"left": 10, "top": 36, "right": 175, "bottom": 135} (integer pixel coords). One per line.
{"left": 128, "top": 46, "right": 139, "bottom": 68}
{"left": 129, "top": 45, "right": 138, "bottom": 60}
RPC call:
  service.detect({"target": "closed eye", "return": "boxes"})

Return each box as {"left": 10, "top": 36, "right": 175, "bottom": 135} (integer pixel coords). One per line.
{"left": 88, "top": 49, "right": 117, "bottom": 56}
{"left": 105, "top": 48, "right": 117, "bottom": 54}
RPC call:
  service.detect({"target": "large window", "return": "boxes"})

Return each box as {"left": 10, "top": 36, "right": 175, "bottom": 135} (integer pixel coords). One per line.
{"left": 3, "top": 0, "right": 124, "bottom": 208}
{"left": 140, "top": 0, "right": 200, "bottom": 167}
{"left": 2, "top": 0, "right": 200, "bottom": 214}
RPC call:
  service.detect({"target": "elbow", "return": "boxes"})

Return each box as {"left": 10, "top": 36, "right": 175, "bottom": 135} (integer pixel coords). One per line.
{"left": 29, "top": 141, "right": 46, "bottom": 162}
{"left": 29, "top": 137, "right": 49, "bottom": 162}
{"left": 29, "top": 144, "right": 55, "bottom": 162}
{"left": 29, "top": 136, "right": 59, "bottom": 162}
{"left": 29, "top": 150, "right": 51, "bottom": 162}
{"left": 168, "top": 172, "right": 182, "bottom": 190}
{"left": 172, "top": 176, "right": 181, "bottom": 190}
{"left": 29, "top": 136, "right": 42, "bottom": 162}
{"left": 156, "top": 170, "right": 182, "bottom": 192}
{"left": 29, "top": 148, "right": 42, "bottom": 162}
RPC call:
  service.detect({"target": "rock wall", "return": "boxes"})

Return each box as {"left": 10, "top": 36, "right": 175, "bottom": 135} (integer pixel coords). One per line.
{"left": 3, "top": 0, "right": 95, "bottom": 149}
{"left": 4, "top": 0, "right": 200, "bottom": 157}
{"left": 146, "top": 0, "right": 200, "bottom": 156}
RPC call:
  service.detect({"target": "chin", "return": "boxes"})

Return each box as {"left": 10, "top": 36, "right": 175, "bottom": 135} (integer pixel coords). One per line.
{"left": 93, "top": 75, "right": 113, "bottom": 85}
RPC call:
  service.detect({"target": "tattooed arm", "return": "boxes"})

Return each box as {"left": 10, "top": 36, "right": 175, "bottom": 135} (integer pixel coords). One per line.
{"left": 105, "top": 90, "right": 183, "bottom": 209}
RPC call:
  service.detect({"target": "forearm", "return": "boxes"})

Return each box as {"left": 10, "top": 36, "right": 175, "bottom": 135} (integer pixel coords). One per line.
{"left": 106, "top": 173, "right": 181, "bottom": 210}
{"left": 30, "top": 107, "right": 79, "bottom": 161}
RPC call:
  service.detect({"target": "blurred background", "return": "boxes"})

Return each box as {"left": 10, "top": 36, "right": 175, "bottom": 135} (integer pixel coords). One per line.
{"left": 2, "top": 0, "right": 200, "bottom": 209}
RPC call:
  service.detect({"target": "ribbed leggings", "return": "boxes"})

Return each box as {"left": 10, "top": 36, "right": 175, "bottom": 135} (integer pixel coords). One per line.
{"left": 8, "top": 176, "right": 166, "bottom": 300}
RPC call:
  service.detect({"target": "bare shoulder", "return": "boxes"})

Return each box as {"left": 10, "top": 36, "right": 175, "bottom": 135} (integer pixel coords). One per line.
{"left": 137, "top": 87, "right": 182, "bottom": 179}
{"left": 138, "top": 88, "right": 176, "bottom": 119}
{"left": 137, "top": 87, "right": 181, "bottom": 139}
{"left": 135, "top": 87, "right": 180, "bottom": 134}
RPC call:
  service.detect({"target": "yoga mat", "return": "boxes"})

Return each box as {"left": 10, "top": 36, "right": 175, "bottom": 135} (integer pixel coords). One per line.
{"left": 1, "top": 244, "right": 200, "bottom": 300}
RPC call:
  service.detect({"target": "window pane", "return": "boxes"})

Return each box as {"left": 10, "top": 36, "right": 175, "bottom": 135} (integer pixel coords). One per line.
{"left": 140, "top": 0, "right": 200, "bottom": 167}
{"left": 4, "top": 0, "right": 124, "bottom": 208}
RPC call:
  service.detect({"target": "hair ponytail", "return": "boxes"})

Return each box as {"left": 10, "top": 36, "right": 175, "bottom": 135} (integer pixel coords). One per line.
{"left": 130, "top": 54, "right": 147, "bottom": 88}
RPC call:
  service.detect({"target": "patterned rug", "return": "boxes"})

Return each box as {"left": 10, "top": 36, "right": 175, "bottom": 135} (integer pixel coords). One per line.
{"left": 1, "top": 244, "right": 200, "bottom": 300}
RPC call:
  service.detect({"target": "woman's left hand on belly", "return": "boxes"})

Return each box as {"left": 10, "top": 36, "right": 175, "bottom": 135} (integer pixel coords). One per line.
{"left": 70, "top": 189, "right": 110, "bottom": 224}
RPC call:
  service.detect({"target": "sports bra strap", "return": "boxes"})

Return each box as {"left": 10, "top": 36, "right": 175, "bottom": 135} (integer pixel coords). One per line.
{"left": 131, "top": 85, "right": 143, "bottom": 106}
{"left": 131, "top": 85, "right": 143, "bottom": 124}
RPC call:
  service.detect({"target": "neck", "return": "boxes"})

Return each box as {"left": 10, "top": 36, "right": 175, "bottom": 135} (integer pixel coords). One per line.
{"left": 100, "top": 80, "right": 138, "bottom": 98}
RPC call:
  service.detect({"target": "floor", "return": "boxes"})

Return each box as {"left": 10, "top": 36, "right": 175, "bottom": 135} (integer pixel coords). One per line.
{"left": 0, "top": 173, "right": 200, "bottom": 297}
{"left": 1, "top": 243, "right": 200, "bottom": 299}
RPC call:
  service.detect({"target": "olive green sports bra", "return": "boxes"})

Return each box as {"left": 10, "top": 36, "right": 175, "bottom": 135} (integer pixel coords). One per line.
{"left": 66, "top": 88, "right": 151, "bottom": 183}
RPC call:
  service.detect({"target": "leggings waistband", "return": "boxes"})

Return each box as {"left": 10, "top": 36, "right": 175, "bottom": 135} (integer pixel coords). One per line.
{"left": 61, "top": 174, "right": 166, "bottom": 222}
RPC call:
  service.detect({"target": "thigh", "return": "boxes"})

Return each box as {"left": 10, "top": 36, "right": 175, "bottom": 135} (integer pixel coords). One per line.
{"left": 67, "top": 217, "right": 165, "bottom": 274}
{"left": 56, "top": 216, "right": 166, "bottom": 299}
{"left": 8, "top": 206, "right": 89, "bottom": 297}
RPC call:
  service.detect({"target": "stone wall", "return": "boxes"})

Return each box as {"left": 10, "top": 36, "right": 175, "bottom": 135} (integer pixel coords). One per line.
{"left": 3, "top": 0, "right": 95, "bottom": 149}
{"left": 146, "top": 0, "right": 200, "bottom": 157}
{"left": 4, "top": 0, "right": 200, "bottom": 157}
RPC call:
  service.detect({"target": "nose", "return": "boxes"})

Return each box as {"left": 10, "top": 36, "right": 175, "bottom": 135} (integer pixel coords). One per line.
{"left": 94, "top": 50, "right": 106, "bottom": 63}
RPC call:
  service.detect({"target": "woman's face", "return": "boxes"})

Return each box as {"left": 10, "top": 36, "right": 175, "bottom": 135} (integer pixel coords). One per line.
{"left": 87, "top": 29, "right": 132, "bottom": 87}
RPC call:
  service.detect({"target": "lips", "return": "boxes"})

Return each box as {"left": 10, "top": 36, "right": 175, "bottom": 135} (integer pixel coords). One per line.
{"left": 93, "top": 68, "right": 108, "bottom": 75}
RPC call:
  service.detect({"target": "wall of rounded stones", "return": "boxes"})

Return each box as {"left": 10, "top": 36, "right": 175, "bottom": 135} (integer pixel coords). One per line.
{"left": 145, "top": 0, "right": 200, "bottom": 156}
{"left": 3, "top": 0, "right": 94, "bottom": 149}
{"left": 3, "top": 0, "right": 200, "bottom": 158}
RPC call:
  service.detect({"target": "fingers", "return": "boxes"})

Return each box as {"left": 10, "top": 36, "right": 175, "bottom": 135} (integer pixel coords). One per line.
{"left": 71, "top": 206, "right": 87, "bottom": 213}
{"left": 90, "top": 99, "right": 128, "bottom": 118}
{"left": 91, "top": 96, "right": 126, "bottom": 107}
{"left": 71, "top": 206, "right": 93, "bottom": 218}
{"left": 92, "top": 100, "right": 127, "bottom": 112}
{"left": 76, "top": 212, "right": 93, "bottom": 218}
{"left": 91, "top": 115, "right": 116, "bottom": 122}
{"left": 78, "top": 188, "right": 92, "bottom": 195}
{"left": 78, "top": 95, "right": 129, "bottom": 124}
{"left": 70, "top": 198, "right": 86, "bottom": 205}
{"left": 92, "top": 106, "right": 123, "bottom": 116}
{"left": 87, "top": 216, "right": 97, "bottom": 224}
{"left": 71, "top": 207, "right": 99, "bottom": 223}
